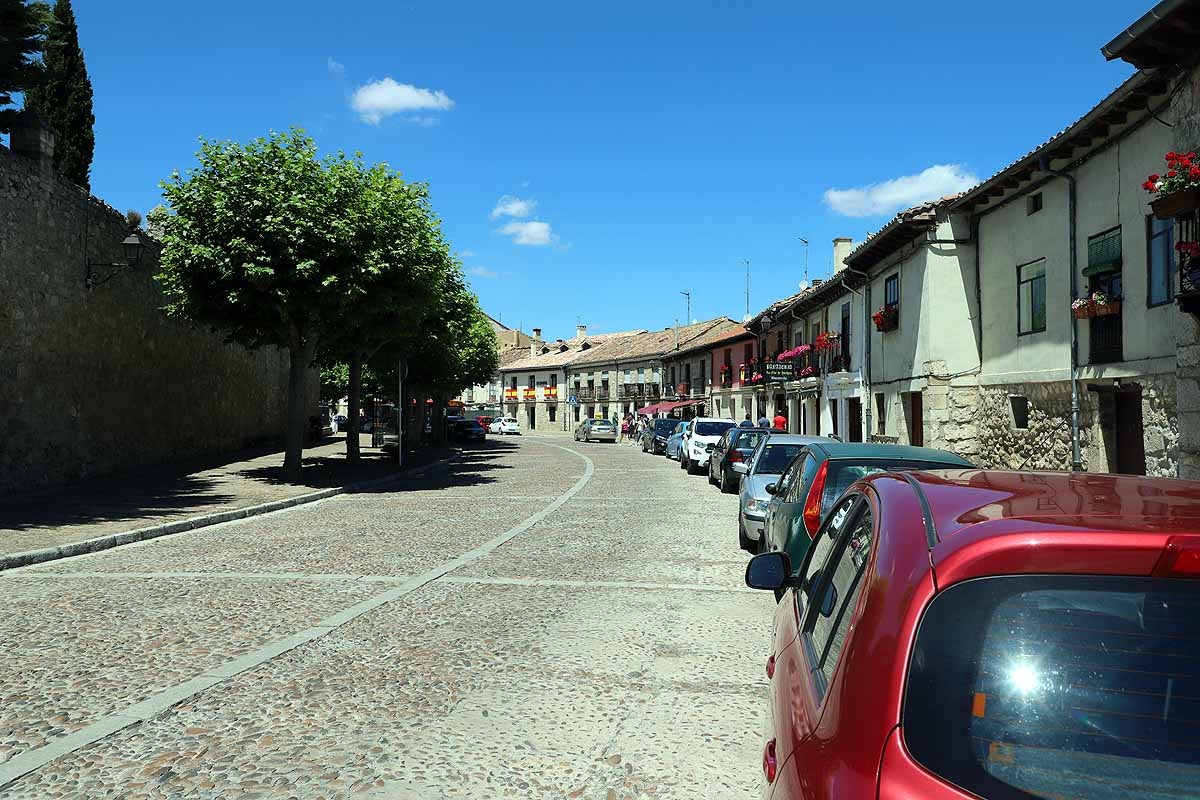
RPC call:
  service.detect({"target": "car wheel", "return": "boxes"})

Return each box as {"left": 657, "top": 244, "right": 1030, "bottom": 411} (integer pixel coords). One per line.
{"left": 679, "top": 453, "right": 687, "bottom": 470}
{"left": 738, "top": 522, "right": 752, "bottom": 552}
{"left": 719, "top": 469, "right": 733, "bottom": 494}
{"left": 707, "top": 465, "right": 716, "bottom": 485}
{"left": 687, "top": 457, "right": 699, "bottom": 475}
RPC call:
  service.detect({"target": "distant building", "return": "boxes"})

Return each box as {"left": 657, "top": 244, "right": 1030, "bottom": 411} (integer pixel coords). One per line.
{"left": 457, "top": 315, "right": 536, "bottom": 412}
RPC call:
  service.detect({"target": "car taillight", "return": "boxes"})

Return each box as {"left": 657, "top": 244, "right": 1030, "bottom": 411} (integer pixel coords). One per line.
{"left": 1154, "top": 536, "right": 1200, "bottom": 577}
{"left": 762, "top": 739, "right": 777, "bottom": 783}
{"left": 802, "top": 461, "right": 828, "bottom": 537}
{"left": 728, "top": 450, "right": 743, "bottom": 463}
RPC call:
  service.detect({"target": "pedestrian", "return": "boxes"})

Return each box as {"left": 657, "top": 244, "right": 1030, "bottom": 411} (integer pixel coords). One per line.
{"left": 757, "top": 413, "right": 770, "bottom": 428}
{"left": 739, "top": 414, "right": 754, "bottom": 428}
{"left": 772, "top": 410, "right": 787, "bottom": 430}
{"left": 330, "top": 411, "right": 339, "bottom": 434}
{"left": 619, "top": 417, "right": 628, "bottom": 443}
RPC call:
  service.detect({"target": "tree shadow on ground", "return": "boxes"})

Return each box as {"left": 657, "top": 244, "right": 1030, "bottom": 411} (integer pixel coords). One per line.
{"left": 353, "top": 439, "right": 521, "bottom": 492}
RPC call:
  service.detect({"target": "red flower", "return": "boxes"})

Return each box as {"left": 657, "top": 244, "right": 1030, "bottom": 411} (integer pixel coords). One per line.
{"left": 1190, "top": 167, "right": 1200, "bottom": 181}
{"left": 1169, "top": 170, "right": 1178, "bottom": 178}
{"left": 1143, "top": 180, "right": 1157, "bottom": 191}
{"left": 1150, "top": 173, "right": 1160, "bottom": 181}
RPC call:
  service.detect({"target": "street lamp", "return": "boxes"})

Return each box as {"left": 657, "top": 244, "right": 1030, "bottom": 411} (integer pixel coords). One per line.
{"left": 86, "top": 230, "right": 146, "bottom": 289}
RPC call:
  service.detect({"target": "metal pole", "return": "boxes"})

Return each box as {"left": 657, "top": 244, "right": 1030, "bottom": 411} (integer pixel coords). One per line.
{"left": 799, "top": 237, "right": 809, "bottom": 285}
{"left": 681, "top": 291, "right": 691, "bottom": 324}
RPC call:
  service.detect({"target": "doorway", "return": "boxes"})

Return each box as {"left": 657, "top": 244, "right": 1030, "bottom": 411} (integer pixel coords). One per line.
{"left": 527, "top": 406, "right": 536, "bottom": 431}
{"left": 907, "top": 392, "right": 924, "bottom": 447}
{"left": 1114, "top": 389, "right": 1146, "bottom": 475}
{"left": 847, "top": 397, "right": 863, "bottom": 443}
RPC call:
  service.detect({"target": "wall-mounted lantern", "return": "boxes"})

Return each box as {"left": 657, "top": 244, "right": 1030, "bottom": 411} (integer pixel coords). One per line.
{"left": 86, "top": 230, "right": 145, "bottom": 289}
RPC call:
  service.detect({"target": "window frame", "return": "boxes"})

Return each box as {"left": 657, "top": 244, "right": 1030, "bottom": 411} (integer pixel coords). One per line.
{"left": 795, "top": 493, "right": 873, "bottom": 700}
{"left": 884, "top": 273, "right": 900, "bottom": 314}
{"left": 1147, "top": 214, "right": 1174, "bottom": 308}
{"left": 1016, "top": 258, "right": 1047, "bottom": 336}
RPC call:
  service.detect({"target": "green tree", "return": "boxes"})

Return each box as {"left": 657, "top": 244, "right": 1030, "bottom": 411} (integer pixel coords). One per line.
{"left": 0, "top": 0, "right": 47, "bottom": 133}
{"left": 24, "top": 0, "right": 92, "bottom": 187}
{"left": 320, "top": 159, "right": 456, "bottom": 461}
{"left": 156, "top": 129, "right": 358, "bottom": 482}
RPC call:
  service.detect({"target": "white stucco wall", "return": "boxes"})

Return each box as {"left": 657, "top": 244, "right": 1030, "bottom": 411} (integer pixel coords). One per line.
{"left": 979, "top": 116, "right": 1176, "bottom": 383}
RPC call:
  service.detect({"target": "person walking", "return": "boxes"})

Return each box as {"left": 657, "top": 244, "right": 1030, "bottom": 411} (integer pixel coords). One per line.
{"left": 757, "top": 413, "right": 770, "bottom": 428}
{"left": 739, "top": 414, "right": 754, "bottom": 428}
{"left": 772, "top": 410, "right": 787, "bottom": 430}
{"left": 619, "top": 416, "right": 629, "bottom": 443}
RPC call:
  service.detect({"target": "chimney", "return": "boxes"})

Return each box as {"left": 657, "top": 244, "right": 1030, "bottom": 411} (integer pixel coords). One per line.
{"left": 532, "top": 327, "right": 542, "bottom": 339}
{"left": 9, "top": 111, "right": 56, "bottom": 179}
{"left": 576, "top": 323, "right": 587, "bottom": 339}
{"left": 832, "top": 237, "right": 853, "bottom": 273}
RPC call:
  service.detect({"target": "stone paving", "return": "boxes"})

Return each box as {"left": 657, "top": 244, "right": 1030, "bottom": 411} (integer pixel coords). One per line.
{"left": 0, "top": 435, "right": 427, "bottom": 559}
{"left": 0, "top": 435, "right": 774, "bottom": 798}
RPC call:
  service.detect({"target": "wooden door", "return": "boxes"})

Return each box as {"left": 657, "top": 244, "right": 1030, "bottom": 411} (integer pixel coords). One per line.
{"left": 847, "top": 397, "right": 863, "bottom": 443}
{"left": 1115, "top": 389, "right": 1146, "bottom": 475}
{"left": 908, "top": 392, "right": 923, "bottom": 447}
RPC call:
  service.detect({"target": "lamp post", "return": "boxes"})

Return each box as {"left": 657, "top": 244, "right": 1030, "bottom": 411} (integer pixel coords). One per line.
{"left": 798, "top": 237, "right": 809, "bottom": 286}
{"left": 86, "top": 231, "right": 146, "bottom": 289}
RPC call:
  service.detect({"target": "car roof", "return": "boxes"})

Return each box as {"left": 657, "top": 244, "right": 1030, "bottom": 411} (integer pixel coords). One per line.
{"left": 898, "top": 469, "right": 1200, "bottom": 540}
{"left": 807, "top": 440, "right": 974, "bottom": 464}
{"left": 691, "top": 417, "right": 736, "bottom": 423}
{"left": 759, "top": 433, "right": 827, "bottom": 446}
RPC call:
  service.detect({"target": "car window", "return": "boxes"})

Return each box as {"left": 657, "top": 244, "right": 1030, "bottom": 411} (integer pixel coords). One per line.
{"left": 820, "top": 459, "right": 958, "bottom": 516}
{"left": 777, "top": 451, "right": 810, "bottom": 502}
{"left": 694, "top": 421, "right": 735, "bottom": 437}
{"left": 796, "top": 495, "right": 858, "bottom": 618}
{"left": 752, "top": 444, "right": 805, "bottom": 475}
{"left": 807, "top": 503, "right": 874, "bottom": 689}
{"left": 905, "top": 576, "right": 1200, "bottom": 800}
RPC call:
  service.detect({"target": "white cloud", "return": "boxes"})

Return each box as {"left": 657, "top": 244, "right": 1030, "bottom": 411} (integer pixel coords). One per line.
{"left": 823, "top": 164, "right": 979, "bottom": 218}
{"left": 327, "top": 57, "right": 345, "bottom": 77}
{"left": 490, "top": 194, "right": 537, "bottom": 219}
{"left": 466, "top": 266, "right": 498, "bottom": 279}
{"left": 349, "top": 78, "right": 455, "bottom": 125}
{"left": 498, "top": 220, "right": 556, "bottom": 246}
{"left": 458, "top": 250, "right": 475, "bottom": 258}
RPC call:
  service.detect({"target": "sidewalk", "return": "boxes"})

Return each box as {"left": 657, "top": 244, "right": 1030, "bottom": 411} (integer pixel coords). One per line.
{"left": 0, "top": 435, "right": 449, "bottom": 563}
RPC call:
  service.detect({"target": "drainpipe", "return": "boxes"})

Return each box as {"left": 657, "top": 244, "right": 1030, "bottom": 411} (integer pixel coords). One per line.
{"left": 1039, "top": 156, "right": 1083, "bottom": 471}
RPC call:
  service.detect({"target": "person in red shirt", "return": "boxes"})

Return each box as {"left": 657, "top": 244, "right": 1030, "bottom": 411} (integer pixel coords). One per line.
{"left": 772, "top": 411, "right": 787, "bottom": 430}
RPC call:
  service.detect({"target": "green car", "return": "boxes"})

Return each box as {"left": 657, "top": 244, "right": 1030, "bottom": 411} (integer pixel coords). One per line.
{"left": 761, "top": 441, "right": 973, "bottom": 574}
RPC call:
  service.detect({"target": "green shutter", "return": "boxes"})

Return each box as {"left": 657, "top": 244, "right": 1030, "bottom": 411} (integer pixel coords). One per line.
{"left": 1084, "top": 229, "right": 1122, "bottom": 277}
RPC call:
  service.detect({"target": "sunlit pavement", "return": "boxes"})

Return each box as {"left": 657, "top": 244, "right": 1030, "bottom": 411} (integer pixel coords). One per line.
{"left": 0, "top": 436, "right": 773, "bottom": 799}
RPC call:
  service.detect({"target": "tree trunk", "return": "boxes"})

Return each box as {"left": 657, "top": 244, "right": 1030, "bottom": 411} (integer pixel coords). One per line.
{"left": 405, "top": 383, "right": 424, "bottom": 449}
{"left": 346, "top": 350, "right": 362, "bottom": 463}
{"left": 283, "top": 335, "right": 316, "bottom": 483}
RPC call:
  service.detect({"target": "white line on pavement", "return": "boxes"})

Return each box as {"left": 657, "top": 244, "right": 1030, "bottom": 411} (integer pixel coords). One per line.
{"left": 0, "top": 438, "right": 596, "bottom": 792}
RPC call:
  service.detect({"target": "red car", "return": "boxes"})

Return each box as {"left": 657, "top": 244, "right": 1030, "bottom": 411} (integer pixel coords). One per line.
{"left": 745, "top": 469, "right": 1200, "bottom": 800}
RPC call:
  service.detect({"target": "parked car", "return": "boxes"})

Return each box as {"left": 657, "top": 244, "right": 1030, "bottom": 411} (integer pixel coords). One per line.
{"left": 678, "top": 417, "right": 737, "bottom": 474}
{"left": 489, "top": 417, "right": 520, "bottom": 435}
{"left": 707, "top": 427, "right": 770, "bottom": 493}
{"left": 642, "top": 418, "right": 678, "bottom": 454}
{"left": 452, "top": 419, "right": 487, "bottom": 443}
{"left": 736, "top": 434, "right": 825, "bottom": 553}
{"left": 664, "top": 420, "right": 691, "bottom": 460}
{"left": 574, "top": 418, "right": 617, "bottom": 442}
{"left": 762, "top": 442, "right": 973, "bottom": 572}
{"left": 476, "top": 415, "right": 495, "bottom": 429}
{"left": 744, "top": 469, "right": 1200, "bottom": 800}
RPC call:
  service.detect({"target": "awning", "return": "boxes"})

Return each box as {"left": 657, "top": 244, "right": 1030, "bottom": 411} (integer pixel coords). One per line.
{"left": 640, "top": 399, "right": 704, "bottom": 415}
{"left": 636, "top": 403, "right": 663, "bottom": 415}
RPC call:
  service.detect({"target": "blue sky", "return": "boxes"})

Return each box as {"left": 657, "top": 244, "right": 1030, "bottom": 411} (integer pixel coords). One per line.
{"left": 75, "top": 0, "right": 1139, "bottom": 339}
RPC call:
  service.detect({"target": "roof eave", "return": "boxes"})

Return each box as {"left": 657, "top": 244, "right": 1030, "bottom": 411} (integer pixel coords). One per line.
{"left": 1102, "top": 0, "right": 1200, "bottom": 68}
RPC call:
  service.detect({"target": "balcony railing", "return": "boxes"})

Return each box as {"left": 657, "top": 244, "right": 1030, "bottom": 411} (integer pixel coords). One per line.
{"left": 597, "top": 386, "right": 611, "bottom": 400}
{"left": 1089, "top": 310, "right": 1123, "bottom": 364}
{"left": 618, "top": 383, "right": 663, "bottom": 399}
{"left": 521, "top": 388, "right": 537, "bottom": 400}
{"left": 577, "top": 387, "right": 596, "bottom": 401}
{"left": 543, "top": 386, "right": 559, "bottom": 401}
{"left": 503, "top": 388, "right": 518, "bottom": 401}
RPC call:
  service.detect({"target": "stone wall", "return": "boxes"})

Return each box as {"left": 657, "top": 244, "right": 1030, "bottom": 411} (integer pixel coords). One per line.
{"left": 973, "top": 375, "right": 1177, "bottom": 476}
{"left": 1170, "top": 64, "right": 1200, "bottom": 479}
{"left": 0, "top": 143, "right": 317, "bottom": 493}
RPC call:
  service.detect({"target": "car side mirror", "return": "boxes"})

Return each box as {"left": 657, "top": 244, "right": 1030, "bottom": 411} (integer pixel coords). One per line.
{"left": 745, "top": 551, "right": 796, "bottom": 591}
{"left": 765, "top": 483, "right": 778, "bottom": 495}
{"left": 706, "top": 444, "right": 716, "bottom": 452}
{"left": 731, "top": 462, "right": 749, "bottom": 475}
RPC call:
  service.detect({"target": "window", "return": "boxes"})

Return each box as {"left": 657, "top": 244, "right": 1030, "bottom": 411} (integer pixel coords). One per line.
{"left": 528, "top": 374, "right": 535, "bottom": 388}
{"left": 782, "top": 453, "right": 814, "bottom": 502}
{"left": 811, "top": 320, "right": 821, "bottom": 343}
{"left": 1009, "top": 395, "right": 1029, "bottom": 429}
{"left": 1018, "top": 259, "right": 1046, "bottom": 334}
{"left": 884, "top": 273, "right": 900, "bottom": 311}
{"left": 904, "top": 575, "right": 1200, "bottom": 800}
{"left": 1026, "top": 192, "right": 1043, "bottom": 215}
{"left": 1148, "top": 215, "right": 1174, "bottom": 307}
{"left": 510, "top": 377, "right": 517, "bottom": 389}
{"left": 548, "top": 406, "right": 556, "bottom": 422}
{"left": 808, "top": 503, "right": 873, "bottom": 686}
{"left": 875, "top": 393, "right": 886, "bottom": 435}
{"left": 744, "top": 343, "right": 753, "bottom": 364}
{"left": 549, "top": 374, "right": 557, "bottom": 388}
{"left": 840, "top": 302, "right": 852, "bottom": 367}
{"left": 796, "top": 496, "right": 857, "bottom": 616}
{"left": 573, "top": 405, "right": 580, "bottom": 422}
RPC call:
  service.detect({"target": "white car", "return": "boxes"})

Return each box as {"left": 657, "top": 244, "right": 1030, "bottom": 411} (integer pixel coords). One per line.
{"left": 680, "top": 417, "right": 737, "bottom": 475}
{"left": 489, "top": 417, "right": 521, "bottom": 435}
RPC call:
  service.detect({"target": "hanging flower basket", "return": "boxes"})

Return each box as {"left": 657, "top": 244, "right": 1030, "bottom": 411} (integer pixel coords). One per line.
{"left": 1144, "top": 152, "right": 1200, "bottom": 219}
{"left": 1071, "top": 298, "right": 1093, "bottom": 318}
{"left": 1093, "top": 300, "right": 1121, "bottom": 317}
{"left": 813, "top": 331, "right": 839, "bottom": 352}
{"left": 872, "top": 304, "right": 899, "bottom": 332}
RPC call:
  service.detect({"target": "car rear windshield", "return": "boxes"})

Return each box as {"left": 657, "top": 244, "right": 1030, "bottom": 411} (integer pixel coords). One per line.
{"left": 753, "top": 444, "right": 805, "bottom": 475}
{"left": 905, "top": 575, "right": 1200, "bottom": 800}
{"left": 693, "top": 421, "right": 735, "bottom": 437}
{"left": 820, "top": 460, "right": 958, "bottom": 516}
{"left": 653, "top": 419, "right": 676, "bottom": 433}
{"left": 732, "top": 430, "right": 765, "bottom": 451}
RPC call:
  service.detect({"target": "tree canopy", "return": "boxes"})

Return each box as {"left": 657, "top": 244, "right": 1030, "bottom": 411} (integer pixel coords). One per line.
{"left": 0, "top": 0, "right": 46, "bottom": 133}
{"left": 24, "top": 0, "right": 92, "bottom": 187}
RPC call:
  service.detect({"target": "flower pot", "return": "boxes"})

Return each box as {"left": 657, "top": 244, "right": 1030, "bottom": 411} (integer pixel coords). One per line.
{"left": 873, "top": 318, "right": 898, "bottom": 332}
{"left": 1092, "top": 301, "right": 1121, "bottom": 317}
{"left": 1151, "top": 187, "right": 1200, "bottom": 220}
{"left": 1073, "top": 305, "right": 1093, "bottom": 319}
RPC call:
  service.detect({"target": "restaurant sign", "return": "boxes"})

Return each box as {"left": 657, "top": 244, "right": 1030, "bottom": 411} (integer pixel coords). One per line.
{"left": 764, "top": 361, "right": 794, "bottom": 383}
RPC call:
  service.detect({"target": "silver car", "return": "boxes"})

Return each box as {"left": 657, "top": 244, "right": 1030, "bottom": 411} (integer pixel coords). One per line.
{"left": 574, "top": 418, "right": 617, "bottom": 443}
{"left": 734, "top": 433, "right": 824, "bottom": 553}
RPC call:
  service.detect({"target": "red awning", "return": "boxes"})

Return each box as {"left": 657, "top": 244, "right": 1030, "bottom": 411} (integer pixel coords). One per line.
{"left": 636, "top": 403, "right": 663, "bottom": 415}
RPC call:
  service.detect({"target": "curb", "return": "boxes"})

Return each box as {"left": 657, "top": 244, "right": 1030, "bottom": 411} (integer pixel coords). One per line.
{"left": 0, "top": 451, "right": 461, "bottom": 573}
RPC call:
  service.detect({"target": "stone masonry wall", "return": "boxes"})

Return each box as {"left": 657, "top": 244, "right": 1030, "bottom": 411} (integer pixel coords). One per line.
{"left": 0, "top": 145, "right": 317, "bottom": 493}
{"left": 972, "top": 375, "right": 1176, "bottom": 476}
{"left": 1171, "top": 65, "right": 1200, "bottom": 479}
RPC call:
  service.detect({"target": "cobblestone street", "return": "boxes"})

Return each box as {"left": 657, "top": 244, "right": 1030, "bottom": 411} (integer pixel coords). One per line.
{"left": 0, "top": 436, "right": 773, "bottom": 799}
